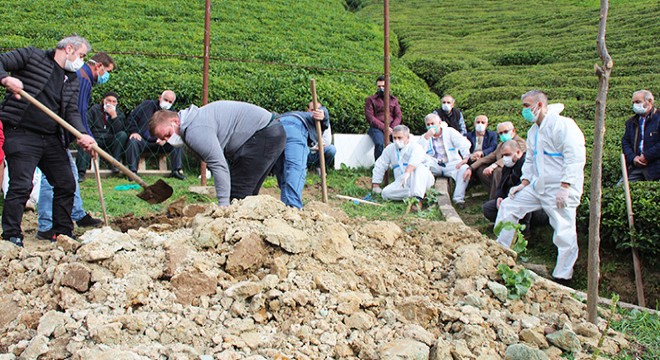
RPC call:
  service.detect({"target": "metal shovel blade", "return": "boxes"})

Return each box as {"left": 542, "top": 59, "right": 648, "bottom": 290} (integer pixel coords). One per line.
{"left": 137, "top": 179, "right": 174, "bottom": 204}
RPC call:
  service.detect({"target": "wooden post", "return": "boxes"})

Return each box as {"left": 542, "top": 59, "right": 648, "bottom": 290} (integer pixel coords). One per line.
{"left": 587, "top": 0, "right": 613, "bottom": 324}
{"left": 620, "top": 154, "right": 646, "bottom": 307}
{"left": 383, "top": 0, "right": 391, "bottom": 185}
{"left": 200, "top": 0, "right": 211, "bottom": 186}
{"left": 310, "top": 79, "right": 328, "bottom": 203}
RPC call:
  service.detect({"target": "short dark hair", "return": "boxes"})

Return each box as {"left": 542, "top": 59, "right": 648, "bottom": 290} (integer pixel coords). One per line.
{"left": 103, "top": 91, "right": 119, "bottom": 100}
{"left": 149, "top": 110, "right": 178, "bottom": 136}
{"left": 376, "top": 75, "right": 385, "bottom": 83}
{"left": 89, "top": 51, "right": 116, "bottom": 70}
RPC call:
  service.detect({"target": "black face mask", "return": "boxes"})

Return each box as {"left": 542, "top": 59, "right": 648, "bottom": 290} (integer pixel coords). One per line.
{"left": 377, "top": 88, "right": 385, "bottom": 97}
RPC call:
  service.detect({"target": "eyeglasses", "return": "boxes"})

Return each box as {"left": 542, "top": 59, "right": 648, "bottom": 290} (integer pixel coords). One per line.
{"left": 497, "top": 129, "right": 512, "bottom": 135}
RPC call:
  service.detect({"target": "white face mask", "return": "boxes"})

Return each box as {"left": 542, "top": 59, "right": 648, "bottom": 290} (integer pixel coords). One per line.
{"left": 441, "top": 103, "right": 452, "bottom": 112}
{"left": 632, "top": 103, "right": 647, "bottom": 115}
{"left": 64, "top": 56, "right": 84, "bottom": 72}
{"left": 160, "top": 101, "right": 173, "bottom": 110}
{"left": 475, "top": 123, "right": 486, "bottom": 133}
{"left": 394, "top": 140, "right": 406, "bottom": 150}
{"left": 167, "top": 132, "right": 184, "bottom": 148}
{"left": 502, "top": 155, "right": 515, "bottom": 168}
{"left": 103, "top": 103, "right": 116, "bottom": 112}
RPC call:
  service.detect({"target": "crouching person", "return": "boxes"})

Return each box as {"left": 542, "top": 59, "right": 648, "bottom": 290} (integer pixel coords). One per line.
{"left": 371, "top": 125, "right": 435, "bottom": 211}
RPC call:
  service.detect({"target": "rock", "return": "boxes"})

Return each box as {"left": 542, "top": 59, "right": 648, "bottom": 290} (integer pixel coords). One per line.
{"left": 226, "top": 281, "right": 262, "bottom": 300}
{"left": 0, "top": 296, "right": 21, "bottom": 329}
{"left": 398, "top": 324, "right": 436, "bottom": 346}
{"left": 226, "top": 233, "right": 270, "bottom": 275}
{"left": 520, "top": 328, "right": 549, "bottom": 349}
{"left": 345, "top": 311, "right": 375, "bottom": 330}
{"left": 20, "top": 335, "right": 49, "bottom": 360}
{"left": 60, "top": 263, "right": 91, "bottom": 292}
{"left": 546, "top": 329, "right": 582, "bottom": 353}
{"left": 487, "top": 281, "right": 508, "bottom": 302}
{"left": 314, "top": 272, "right": 343, "bottom": 293}
{"left": 233, "top": 195, "right": 288, "bottom": 220}
{"left": 337, "top": 292, "right": 362, "bottom": 315}
{"left": 89, "top": 322, "right": 123, "bottom": 344}
{"left": 74, "top": 347, "right": 148, "bottom": 360}
{"left": 380, "top": 339, "right": 430, "bottom": 360}
{"left": 358, "top": 221, "right": 402, "bottom": 247}
{"left": 56, "top": 235, "right": 81, "bottom": 253}
{"left": 398, "top": 297, "right": 438, "bottom": 326}
{"left": 312, "top": 223, "right": 353, "bottom": 264}
{"left": 37, "top": 310, "right": 67, "bottom": 337}
{"left": 454, "top": 244, "right": 482, "bottom": 278}
{"left": 77, "top": 229, "right": 133, "bottom": 262}
{"left": 449, "top": 339, "right": 473, "bottom": 359}
{"left": 504, "top": 344, "right": 549, "bottom": 360}
{"left": 429, "top": 337, "right": 452, "bottom": 360}
{"left": 192, "top": 217, "right": 227, "bottom": 249}
{"left": 575, "top": 321, "right": 600, "bottom": 338}
{"left": 163, "top": 242, "right": 192, "bottom": 278}
{"left": 170, "top": 269, "right": 217, "bottom": 305}
{"left": 263, "top": 218, "right": 310, "bottom": 254}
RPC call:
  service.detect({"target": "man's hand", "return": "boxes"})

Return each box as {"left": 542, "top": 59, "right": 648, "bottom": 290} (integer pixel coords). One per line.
{"left": 470, "top": 151, "right": 483, "bottom": 162}
{"left": 508, "top": 184, "right": 526, "bottom": 199}
{"left": 401, "top": 172, "right": 411, "bottom": 187}
{"left": 372, "top": 184, "right": 382, "bottom": 194}
{"left": 463, "top": 168, "right": 472, "bottom": 181}
{"left": 129, "top": 133, "right": 142, "bottom": 141}
{"left": 425, "top": 127, "right": 437, "bottom": 138}
{"left": 483, "top": 164, "right": 496, "bottom": 177}
{"left": 496, "top": 197, "right": 504, "bottom": 209}
{"left": 156, "top": 139, "right": 167, "bottom": 146}
{"left": 311, "top": 109, "right": 324, "bottom": 121}
{"left": 456, "top": 158, "right": 468, "bottom": 169}
{"left": 556, "top": 187, "right": 570, "bottom": 209}
{"left": 77, "top": 134, "right": 97, "bottom": 156}
{"left": 105, "top": 105, "right": 117, "bottom": 119}
{"left": 1, "top": 76, "right": 24, "bottom": 99}
{"left": 633, "top": 155, "right": 648, "bottom": 167}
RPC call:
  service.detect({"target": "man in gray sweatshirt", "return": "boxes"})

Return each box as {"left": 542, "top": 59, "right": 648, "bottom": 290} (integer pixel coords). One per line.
{"left": 149, "top": 101, "right": 286, "bottom": 206}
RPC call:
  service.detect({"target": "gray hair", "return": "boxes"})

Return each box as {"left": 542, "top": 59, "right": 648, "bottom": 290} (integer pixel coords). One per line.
{"left": 633, "top": 90, "right": 654, "bottom": 102}
{"left": 501, "top": 139, "right": 520, "bottom": 151}
{"left": 392, "top": 124, "right": 410, "bottom": 136}
{"left": 521, "top": 90, "right": 548, "bottom": 105}
{"left": 497, "top": 121, "right": 514, "bottom": 132}
{"left": 56, "top": 34, "right": 91, "bottom": 52}
{"left": 424, "top": 113, "right": 440, "bottom": 123}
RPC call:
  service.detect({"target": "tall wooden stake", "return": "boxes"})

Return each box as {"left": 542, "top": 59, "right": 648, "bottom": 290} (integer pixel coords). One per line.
{"left": 310, "top": 79, "right": 328, "bottom": 203}
{"left": 620, "top": 154, "right": 646, "bottom": 307}
{"left": 383, "top": 0, "right": 391, "bottom": 184}
{"left": 200, "top": 0, "right": 211, "bottom": 186}
{"left": 587, "top": 0, "right": 613, "bottom": 324}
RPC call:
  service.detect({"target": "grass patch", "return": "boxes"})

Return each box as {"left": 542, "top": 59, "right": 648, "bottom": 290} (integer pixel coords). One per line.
{"left": 612, "top": 309, "right": 660, "bottom": 360}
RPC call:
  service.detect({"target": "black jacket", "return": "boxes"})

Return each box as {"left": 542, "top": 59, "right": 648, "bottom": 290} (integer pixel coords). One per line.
{"left": 622, "top": 108, "right": 660, "bottom": 180}
{"left": 87, "top": 103, "right": 126, "bottom": 140}
{"left": 0, "top": 47, "right": 85, "bottom": 135}
{"left": 496, "top": 156, "right": 525, "bottom": 199}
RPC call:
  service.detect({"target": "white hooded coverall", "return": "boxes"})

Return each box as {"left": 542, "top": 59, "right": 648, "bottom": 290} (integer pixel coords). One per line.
{"left": 418, "top": 126, "right": 472, "bottom": 202}
{"left": 372, "top": 142, "right": 434, "bottom": 201}
{"left": 495, "top": 104, "right": 586, "bottom": 279}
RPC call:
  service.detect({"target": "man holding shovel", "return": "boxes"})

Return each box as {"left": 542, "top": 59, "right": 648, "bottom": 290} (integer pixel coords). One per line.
{"left": 0, "top": 35, "right": 97, "bottom": 247}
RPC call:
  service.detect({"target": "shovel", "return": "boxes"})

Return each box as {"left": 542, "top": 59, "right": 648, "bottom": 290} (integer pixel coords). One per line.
{"left": 19, "top": 90, "right": 173, "bottom": 204}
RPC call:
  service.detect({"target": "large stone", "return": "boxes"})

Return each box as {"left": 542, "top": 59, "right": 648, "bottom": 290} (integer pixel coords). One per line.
{"left": 89, "top": 322, "right": 123, "bottom": 344}
{"left": 574, "top": 321, "right": 600, "bottom": 338}
{"left": 312, "top": 223, "right": 354, "bottom": 264}
{"left": 454, "top": 244, "right": 482, "bottom": 278}
{"left": 226, "top": 233, "right": 269, "bottom": 275}
{"left": 60, "top": 263, "right": 91, "bottom": 292}
{"left": 398, "top": 297, "right": 438, "bottom": 326}
{"left": 20, "top": 335, "right": 49, "bottom": 360}
{"left": 163, "top": 242, "right": 192, "bottom": 278}
{"left": 398, "top": 324, "right": 436, "bottom": 346}
{"left": 380, "top": 339, "right": 430, "bottom": 360}
{"left": 73, "top": 348, "right": 149, "bottom": 360}
{"left": 192, "top": 217, "right": 228, "bottom": 249}
{"left": 77, "top": 229, "right": 133, "bottom": 262}
{"left": 520, "top": 328, "right": 549, "bottom": 349}
{"left": 263, "top": 218, "right": 310, "bottom": 254}
{"left": 170, "top": 269, "right": 217, "bottom": 305}
{"left": 487, "top": 281, "right": 509, "bottom": 302}
{"left": 429, "top": 337, "right": 452, "bottom": 360}
{"left": 337, "top": 292, "right": 362, "bottom": 315}
{"left": 546, "top": 329, "right": 582, "bottom": 353}
{"left": 344, "top": 311, "right": 375, "bottom": 330}
{"left": 37, "top": 310, "right": 67, "bottom": 337}
{"left": 225, "top": 281, "right": 263, "bottom": 300}
{"left": 504, "top": 344, "right": 550, "bottom": 360}
{"left": 233, "top": 195, "right": 288, "bottom": 220}
{"left": 358, "top": 221, "right": 402, "bottom": 247}
{"left": 0, "top": 296, "right": 21, "bottom": 330}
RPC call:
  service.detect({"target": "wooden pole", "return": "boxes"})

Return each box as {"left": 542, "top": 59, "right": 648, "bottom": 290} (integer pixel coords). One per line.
{"left": 310, "top": 79, "right": 328, "bottom": 203}
{"left": 620, "top": 154, "right": 646, "bottom": 307}
{"left": 200, "top": 0, "right": 212, "bottom": 186}
{"left": 587, "top": 0, "right": 613, "bottom": 324}
{"left": 383, "top": 0, "right": 391, "bottom": 185}
{"left": 92, "top": 157, "right": 109, "bottom": 226}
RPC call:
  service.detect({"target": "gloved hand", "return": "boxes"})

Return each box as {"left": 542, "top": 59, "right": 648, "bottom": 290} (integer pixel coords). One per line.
{"left": 556, "top": 187, "right": 570, "bottom": 208}
{"left": 508, "top": 184, "right": 526, "bottom": 199}
{"left": 372, "top": 185, "right": 382, "bottom": 194}
{"left": 401, "top": 172, "right": 411, "bottom": 187}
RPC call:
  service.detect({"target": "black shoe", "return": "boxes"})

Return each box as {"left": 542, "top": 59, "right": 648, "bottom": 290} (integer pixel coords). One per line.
{"left": 77, "top": 173, "right": 85, "bottom": 183}
{"left": 552, "top": 277, "right": 573, "bottom": 288}
{"left": 76, "top": 213, "right": 103, "bottom": 228}
{"left": 5, "top": 237, "right": 24, "bottom": 247}
{"left": 170, "top": 169, "right": 185, "bottom": 180}
{"left": 36, "top": 230, "right": 55, "bottom": 241}
{"left": 111, "top": 167, "right": 121, "bottom": 174}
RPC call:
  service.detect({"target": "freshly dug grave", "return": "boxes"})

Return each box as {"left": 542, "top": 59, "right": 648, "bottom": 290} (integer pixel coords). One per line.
{"left": 0, "top": 195, "right": 629, "bottom": 359}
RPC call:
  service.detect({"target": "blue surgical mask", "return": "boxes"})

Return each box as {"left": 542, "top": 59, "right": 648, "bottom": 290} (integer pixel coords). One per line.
{"left": 426, "top": 125, "right": 439, "bottom": 133}
{"left": 499, "top": 132, "right": 513, "bottom": 142}
{"left": 97, "top": 70, "right": 110, "bottom": 85}
{"left": 522, "top": 107, "right": 538, "bottom": 122}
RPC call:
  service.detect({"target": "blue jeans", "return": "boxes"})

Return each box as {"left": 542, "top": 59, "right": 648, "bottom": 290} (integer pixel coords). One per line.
{"left": 368, "top": 127, "right": 385, "bottom": 161}
{"left": 38, "top": 150, "right": 87, "bottom": 232}
{"left": 307, "top": 144, "right": 336, "bottom": 169}
{"left": 274, "top": 117, "right": 309, "bottom": 209}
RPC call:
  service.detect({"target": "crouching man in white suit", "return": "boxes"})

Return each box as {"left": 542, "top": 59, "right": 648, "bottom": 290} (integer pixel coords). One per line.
{"left": 418, "top": 113, "right": 472, "bottom": 207}
{"left": 371, "top": 125, "right": 434, "bottom": 211}
{"left": 495, "top": 90, "right": 586, "bottom": 285}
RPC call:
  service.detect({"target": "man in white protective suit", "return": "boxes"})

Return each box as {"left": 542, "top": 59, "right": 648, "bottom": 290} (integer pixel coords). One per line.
{"left": 371, "top": 125, "right": 435, "bottom": 212}
{"left": 418, "top": 113, "right": 472, "bottom": 207}
{"left": 495, "top": 90, "right": 586, "bottom": 285}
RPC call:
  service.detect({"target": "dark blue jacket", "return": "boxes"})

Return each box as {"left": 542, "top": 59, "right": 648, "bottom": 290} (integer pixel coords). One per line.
{"left": 466, "top": 129, "right": 498, "bottom": 156}
{"left": 622, "top": 108, "right": 660, "bottom": 180}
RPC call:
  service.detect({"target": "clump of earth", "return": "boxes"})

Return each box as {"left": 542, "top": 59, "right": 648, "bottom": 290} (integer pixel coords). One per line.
{"left": 0, "top": 195, "right": 630, "bottom": 359}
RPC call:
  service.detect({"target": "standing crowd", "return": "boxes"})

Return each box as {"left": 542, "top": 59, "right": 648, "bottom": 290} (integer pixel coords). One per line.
{"left": 1, "top": 36, "right": 657, "bottom": 286}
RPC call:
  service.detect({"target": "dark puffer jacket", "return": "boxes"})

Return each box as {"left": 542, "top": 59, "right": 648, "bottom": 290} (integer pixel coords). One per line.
{"left": 0, "top": 47, "right": 85, "bottom": 135}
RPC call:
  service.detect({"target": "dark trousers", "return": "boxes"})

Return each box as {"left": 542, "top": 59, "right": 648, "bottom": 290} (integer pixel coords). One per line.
{"left": 125, "top": 137, "right": 183, "bottom": 173}
{"left": 483, "top": 198, "right": 549, "bottom": 228}
{"left": 2, "top": 129, "right": 75, "bottom": 238}
{"left": 76, "top": 131, "right": 128, "bottom": 174}
{"left": 368, "top": 127, "right": 385, "bottom": 161}
{"left": 229, "top": 121, "right": 286, "bottom": 200}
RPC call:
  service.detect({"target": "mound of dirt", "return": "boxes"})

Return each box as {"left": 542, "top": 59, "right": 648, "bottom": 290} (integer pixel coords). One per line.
{"left": 0, "top": 195, "right": 629, "bottom": 359}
